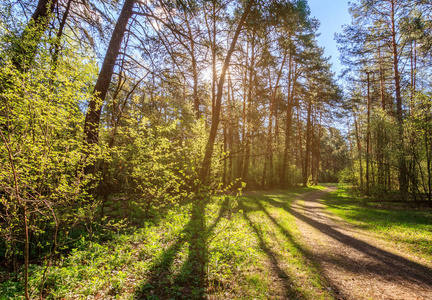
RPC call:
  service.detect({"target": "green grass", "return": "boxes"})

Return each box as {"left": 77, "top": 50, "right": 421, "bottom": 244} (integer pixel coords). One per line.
{"left": 1, "top": 186, "right": 334, "bottom": 299}
{"left": 322, "top": 185, "right": 432, "bottom": 261}
{"left": 235, "top": 186, "right": 333, "bottom": 300}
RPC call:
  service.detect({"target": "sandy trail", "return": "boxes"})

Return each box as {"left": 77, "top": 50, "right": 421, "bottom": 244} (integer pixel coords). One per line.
{"left": 292, "top": 187, "right": 432, "bottom": 300}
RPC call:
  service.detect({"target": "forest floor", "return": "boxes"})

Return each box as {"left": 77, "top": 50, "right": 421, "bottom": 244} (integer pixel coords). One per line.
{"left": 2, "top": 185, "right": 432, "bottom": 299}
{"left": 293, "top": 186, "right": 432, "bottom": 300}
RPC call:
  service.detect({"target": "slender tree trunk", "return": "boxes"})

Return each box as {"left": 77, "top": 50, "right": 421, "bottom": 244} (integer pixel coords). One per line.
{"left": 427, "top": 123, "right": 432, "bottom": 201}
{"left": 281, "top": 49, "right": 293, "bottom": 188}
{"left": 228, "top": 76, "right": 235, "bottom": 183}
{"left": 303, "top": 100, "right": 312, "bottom": 187}
{"left": 83, "top": 0, "right": 135, "bottom": 149}
{"left": 390, "top": 0, "right": 407, "bottom": 193}
{"left": 199, "top": 0, "right": 254, "bottom": 182}
{"left": 239, "top": 42, "right": 248, "bottom": 179}
{"left": 184, "top": 11, "right": 200, "bottom": 119}
{"left": 297, "top": 107, "right": 304, "bottom": 186}
{"left": 261, "top": 75, "right": 273, "bottom": 189}
{"left": 310, "top": 113, "right": 315, "bottom": 184}
{"left": 262, "top": 48, "right": 288, "bottom": 188}
{"left": 242, "top": 34, "right": 256, "bottom": 182}
{"left": 52, "top": 0, "right": 72, "bottom": 71}
{"left": 354, "top": 112, "right": 364, "bottom": 190}
{"left": 378, "top": 45, "right": 385, "bottom": 188}
{"left": 366, "top": 72, "right": 371, "bottom": 194}
{"left": 315, "top": 110, "right": 323, "bottom": 184}
{"left": 273, "top": 102, "right": 279, "bottom": 187}
{"left": 223, "top": 124, "right": 228, "bottom": 186}
{"left": 379, "top": 45, "right": 386, "bottom": 111}
{"left": 261, "top": 113, "right": 272, "bottom": 188}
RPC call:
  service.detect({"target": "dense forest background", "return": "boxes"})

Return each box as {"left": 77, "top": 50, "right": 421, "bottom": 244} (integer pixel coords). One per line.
{"left": 1, "top": 0, "right": 432, "bottom": 298}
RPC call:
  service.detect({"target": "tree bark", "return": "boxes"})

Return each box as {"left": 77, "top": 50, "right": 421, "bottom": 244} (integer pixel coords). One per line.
{"left": 242, "top": 33, "right": 256, "bottom": 182}
{"left": 297, "top": 106, "right": 304, "bottom": 185}
{"left": 303, "top": 99, "right": 312, "bottom": 187}
{"left": 315, "top": 110, "right": 323, "bottom": 185}
{"left": 366, "top": 72, "right": 371, "bottom": 194}
{"left": 390, "top": 0, "right": 407, "bottom": 193}
{"left": 378, "top": 44, "right": 385, "bottom": 187}
{"left": 199, "top": 1, "right": 254, "bottom": 183}
{"left": 354, "top": 111, "right": 364, "bottom": 189}
{"left": 280, "top": 50, "right": 294, "bottom": 188}
{"left": 52, "top": 0, "right": 72, "bottom": 71}
{"left": 83, "top": 0, "right": 135, "bottom": 164}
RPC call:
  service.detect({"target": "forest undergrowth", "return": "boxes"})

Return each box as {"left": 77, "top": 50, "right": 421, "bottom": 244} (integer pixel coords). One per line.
{"left": 2, "top": 184, "right": 432, "bottom": 299}
{"left": 0, "top": 186, "right": 335, "bottom": 300}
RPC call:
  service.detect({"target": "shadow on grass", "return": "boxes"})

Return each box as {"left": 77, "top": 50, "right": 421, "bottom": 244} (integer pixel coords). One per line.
{"left": 290, "top": 191, "right": 432, "bottom": 288}
{"left": 134, "top": 197, "right": 230, "bottom": 300}
{"left": 323, "top": 191, "right": 432, "bottom": 228}
{"left": 241, "top": 209, "right": 304, "bottom": 299}
{"left": 240, "top": 187, "right": 432, "bottom": 298}
{"left": 238, "top": 190, "right": 332, "bottom": 299}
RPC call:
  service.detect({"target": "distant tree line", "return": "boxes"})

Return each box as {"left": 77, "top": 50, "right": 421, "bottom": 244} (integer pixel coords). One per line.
{"left": 338, "top": 0, "right": 432, "bottom": 201}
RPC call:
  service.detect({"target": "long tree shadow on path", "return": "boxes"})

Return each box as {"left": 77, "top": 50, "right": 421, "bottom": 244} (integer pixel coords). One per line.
{"left": 239, "top": 193, "right": 333, "bottom": 300}
{"left": 289, "top": 191, "right": 432, "bottom": 289}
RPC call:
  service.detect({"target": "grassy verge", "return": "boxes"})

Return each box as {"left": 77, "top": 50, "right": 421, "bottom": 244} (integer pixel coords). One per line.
{"left": 1, "top": 186, "right": 333, "bottom": 299}
{"left": 322, "top": 185, "right": 432, "bottom": 262}
{"left": 234, "top": 186, "right": 333, "bottom": 300}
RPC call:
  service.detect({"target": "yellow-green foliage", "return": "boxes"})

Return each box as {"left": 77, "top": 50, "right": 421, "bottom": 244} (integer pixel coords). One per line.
{"left": 0, "top": 25, "right": 99, "bottom": 271}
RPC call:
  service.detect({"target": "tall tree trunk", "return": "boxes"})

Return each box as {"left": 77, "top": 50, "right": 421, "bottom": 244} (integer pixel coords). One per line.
{"left": 184, "top": 11, "right": 200, "bottom": 119}
{"left": 297, "top": 106, "right": 304, "bottom": 185}
{"left": 310, "top": 113, "right": 315, "bottom": 184}
{"left": 378, "top": 44, "right": 385, "bottom": 187}
{"left": 366, "top": 72, "right": 371, "bottom": 195}
{"left": 379, "top": 45, "right": 386, "bottom": 111}
{"left": 211, "top": 2, "right": 217, "bottom": 113}
{"left": 261, "top": 115, "right": 271, "bottom": 188}
{"left": 261, "top": 75, "right": 273, "bottom": 189}
{"left": 315, "top": 110, "right": 323, "bottom": 185}
{"left": 262, "top": 47, "right": 288, "bottom": 188}
{"left": 303, "top": 99, "right": 312, "bottom": 187}
{"left": 354, "top": 111, "right": 364, "bottom": 190}
{"left": 238, "top": 42, "right": 249, "bottom": 179}
{"left": 390, "top": 0, "right": 407, "bottom": 193}
{"left": 223, "top": 124, "right": 228, "bottom": 186}
{"left": 280, "top": 48, "right": 293, "bottom": 188}
{"left": 242, "top": 33, "right": 256, "bottom": 182}
{"left": 52, "top": 0, "right": 72, "bottom": 71}
{"left": 83, "top": 0, "right": 135, "bottom": 164}
{"left": 199, "top": 0, "right": 254, "bottom": 183}
{"left": 228, "top": 76, "right": 236, "bottom": 183}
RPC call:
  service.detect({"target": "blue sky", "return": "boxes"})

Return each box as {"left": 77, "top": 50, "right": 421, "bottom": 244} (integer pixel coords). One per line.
{"left": 307, "top": 0, "right": 352, "bottom": 77}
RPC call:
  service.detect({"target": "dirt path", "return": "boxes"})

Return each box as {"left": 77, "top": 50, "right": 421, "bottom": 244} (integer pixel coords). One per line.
{"left": 292, "top": 187, "right": 432, "bottom": 300}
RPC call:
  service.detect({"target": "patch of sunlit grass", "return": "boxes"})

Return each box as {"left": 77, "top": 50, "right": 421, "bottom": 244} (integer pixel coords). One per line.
{"left": 1, "top": 186, "right": 336, "bottom": 299}
{"left": 323, "top": 185, "right": 432, "bottom": 262}
{"left": 231, "top": 188, "right": 334, "bottom": 300}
